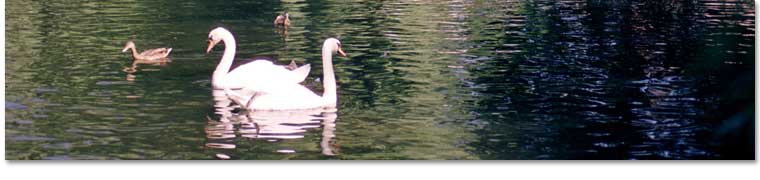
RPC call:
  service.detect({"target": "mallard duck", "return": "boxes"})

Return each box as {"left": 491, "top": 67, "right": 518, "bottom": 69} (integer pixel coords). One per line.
{"left": 122, "top": 41, "right": 172, "bottom": 61}
{"left": 285, "top": 60, "right": 300, "bottom": 71}
{"left": 273, "top": 12, "right": 290, "bottom": 26}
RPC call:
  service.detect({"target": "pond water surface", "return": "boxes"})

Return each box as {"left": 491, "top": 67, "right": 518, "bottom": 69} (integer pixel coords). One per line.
{"left": 5, "top": 0, "right": 755, "bottom": 160}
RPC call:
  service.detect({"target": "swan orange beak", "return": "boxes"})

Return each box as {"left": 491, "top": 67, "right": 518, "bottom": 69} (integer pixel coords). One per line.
{"left": 337, "top": 48, "right": 346, "bottom": 57}
{"left": 206, "top": 40, "right": 216, "bottom": 54}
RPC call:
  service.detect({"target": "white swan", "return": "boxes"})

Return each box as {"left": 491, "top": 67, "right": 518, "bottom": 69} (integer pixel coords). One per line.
{"left": 225, "top": 38, "right": 346, "bottom": 111}
{"left": 206, "top": 27, "right": 310, "bottom": 92}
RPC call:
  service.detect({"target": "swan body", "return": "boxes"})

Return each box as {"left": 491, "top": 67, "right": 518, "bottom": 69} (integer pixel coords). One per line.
{"left": 225, "top": 60, "right": 311, "bottom": 90}
{"left": 225, "top": 83, "right": 323, "bottom": 110}
{"left": 274, "top": 12, "right": 291, "bottom": 26}
{"left": 224, "top": 38, "right": 346, "bottom": 111}
{"left": 206, "top": 27, "right": 309, "bottom": 92}
{"left": 122, "top": 41, "right": 172, "bottom": 61}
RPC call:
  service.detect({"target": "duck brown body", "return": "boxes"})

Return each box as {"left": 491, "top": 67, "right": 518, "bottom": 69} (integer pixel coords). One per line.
{"left": 122, "top": 41, "right": 172, "bottom": 61}
{"left": 274, "top": 12, "right": 291, "bottom": 26}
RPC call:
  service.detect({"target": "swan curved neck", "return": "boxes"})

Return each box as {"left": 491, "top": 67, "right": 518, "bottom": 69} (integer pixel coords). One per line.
{"left": 321, "top": 45, "right": 337, "bottom": 107}
{"left": 213, "top": 32, "right": 236, "bottom": 88}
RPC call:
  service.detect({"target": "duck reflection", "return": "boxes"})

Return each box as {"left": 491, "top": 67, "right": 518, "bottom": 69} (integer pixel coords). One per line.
{"left": 123, "top": 59, "right": 171, "bottom": 82}
{"left": 205, "top": 90, "right": 339, "bottom": 159}
{"left": 276, "top": 25, "right": 289, "bottom": 40}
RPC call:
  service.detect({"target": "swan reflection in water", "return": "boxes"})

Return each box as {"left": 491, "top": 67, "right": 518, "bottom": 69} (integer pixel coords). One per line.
{"left": 205, "top": 90, "right": 339, "bottom": 159}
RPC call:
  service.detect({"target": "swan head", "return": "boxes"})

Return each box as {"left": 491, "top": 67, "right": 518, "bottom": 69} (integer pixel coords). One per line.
{"left": 324, "top": 38, "right": 346, "bottom": 57}
{"left": 206, "top": 27, "right": 232, "bottom": 53}
{"left": 122, "top": 41, "right": 135, "bottom": 52}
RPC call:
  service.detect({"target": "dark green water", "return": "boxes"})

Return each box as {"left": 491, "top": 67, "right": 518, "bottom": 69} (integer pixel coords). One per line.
{"left": 5, "top": 0, "right": 755, "bottom": 160}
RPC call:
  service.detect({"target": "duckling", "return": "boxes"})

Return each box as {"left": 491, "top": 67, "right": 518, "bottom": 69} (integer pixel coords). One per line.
{"left": 285, "top": 60, "right": 299, "bottom": 70}
{"left": 121, "top": 41, "right": 172, "bottom": 61}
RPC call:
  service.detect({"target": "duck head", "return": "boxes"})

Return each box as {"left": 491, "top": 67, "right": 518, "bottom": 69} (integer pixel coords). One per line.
{"left": 122, "top": 41, "right": 136, "bottom": 52}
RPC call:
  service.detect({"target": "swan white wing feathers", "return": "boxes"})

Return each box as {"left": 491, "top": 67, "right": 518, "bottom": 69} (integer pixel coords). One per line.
{"left": 290, "top": 63, "right": 311, "bottom": 83}
{"left": 224, "top": 60, "right": 309, "bottom": 92}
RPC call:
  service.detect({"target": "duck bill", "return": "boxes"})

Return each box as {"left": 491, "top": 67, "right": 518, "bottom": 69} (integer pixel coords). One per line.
{"left": 337, "top": 48, "right": 346, "bottom": 57}
{"left": 121, "top": 47, "right": 129, "bottom": 53}
{"left": 206, "top": 40, "right": 216, "bottom": 54}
